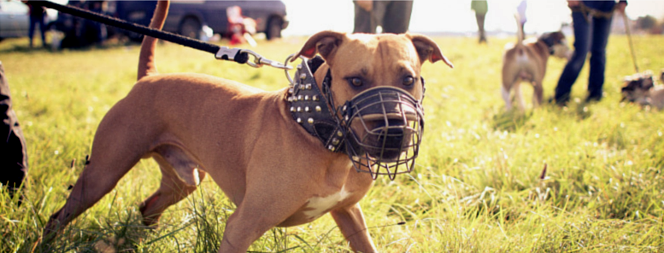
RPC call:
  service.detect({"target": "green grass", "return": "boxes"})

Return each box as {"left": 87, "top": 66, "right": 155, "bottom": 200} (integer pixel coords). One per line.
{"left": 1, "top": 33, "right": 663, "bottom": 252}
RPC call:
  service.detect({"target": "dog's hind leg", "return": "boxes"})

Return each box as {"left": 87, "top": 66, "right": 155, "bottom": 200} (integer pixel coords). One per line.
{"left": 43, "top": 109, "right": 150, "bottom": 236}
{"left": 139, "top": 145, "right": 207, "bottom": 226}
{"left": 532, "top": 82, "right": 544, "bottom": 107}
{"left": 501, "top": 85, "right": 512, "bottom": 110}
{"left": 514, "top": 82, "right": 526, "bottom": 111}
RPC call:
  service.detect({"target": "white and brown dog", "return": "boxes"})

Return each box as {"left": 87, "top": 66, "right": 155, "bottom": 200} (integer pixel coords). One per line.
{"left": 501, "top": 16, "right": 571, "bottom": 111}
{"left": 41, "top": 1, "right": 453, "bottom": 252}
{"left": 621, "top": 70, "right": 664, "bottom": 110}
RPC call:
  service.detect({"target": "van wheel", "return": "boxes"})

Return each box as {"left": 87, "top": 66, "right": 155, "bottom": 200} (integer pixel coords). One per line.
{"left": 179, "top": 18, "right": 201, "bottom": 39}
{"left": 265, "top": 17, "right": 282, "bottom": 40}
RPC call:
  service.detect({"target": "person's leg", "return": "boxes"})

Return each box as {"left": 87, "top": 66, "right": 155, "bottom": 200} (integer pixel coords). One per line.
{"left": 381, "top": 1, "right": 413, "bottom": 34}
{"left": 520, "top": 22, "right": 526, "bottom": 39}
{"left": 353, "top": 3, "right": 374, "bottom": 33}
{"left": 586, "top": 15, "right": 613, "bottom": 101}
{"left": 479, "top": 13, "right": 487, "bottom": 42}
{"left": 38, "top": 16, "right": 47, "bottom": 47}
{"left": 554, "top": 11, "right": 590, "bottom": 104}
{"left": 0, "top": 62, "right": 29, "bottom": 202}
{"left": 28, "top": 17, "right": 37, "bottom": 47}
{"left": 476, "top": 14, "right": 486, "bottom": 43}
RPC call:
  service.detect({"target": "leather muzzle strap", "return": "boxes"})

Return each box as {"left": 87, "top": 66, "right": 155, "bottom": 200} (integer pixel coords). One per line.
{"left": 288, "top": 58, "right": 346, "bottom": 153}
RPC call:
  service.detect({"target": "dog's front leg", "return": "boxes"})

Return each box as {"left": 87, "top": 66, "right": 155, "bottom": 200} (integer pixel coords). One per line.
{"left": 330, "top": 203, "right": 377, "bottom": 253}
{"left": 218, "top": 187, "right": 304, "bottom": 253}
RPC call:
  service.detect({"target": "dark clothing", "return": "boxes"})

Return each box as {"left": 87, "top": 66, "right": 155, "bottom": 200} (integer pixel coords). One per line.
{"left": 554, "top": 0, "right": 626, "bottom": 103}
{"left": 583, "top": 0, "right": 625, "bottom": 12}
{"left": 27, "top": 3, "right": 46, "bottom": 47}
{"left": 555, "top": 10, "right": 613, "bottom": 102}
{"left": 0, "top": 62, "right": 29, "bottom": 197}
{"left": 353, "top": 1, "right": 413, "bottom": 34}
{"left": 471, "top": 0, "right": 488, "bottom": 14}
{"left": 475, "top": 13, "right": 486, "bottom": 43}
{"left": 28, "top": 2, "right": 45, "bottom": 18}
{"left": 471, "top": 0, "right": 488, "bottom": 43}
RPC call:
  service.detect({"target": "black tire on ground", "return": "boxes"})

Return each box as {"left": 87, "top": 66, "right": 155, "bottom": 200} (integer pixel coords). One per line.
{"left": 265, "top": 17, "right": 282, "bottom": 40}
{"left": 179, "top": 17, "right": 201, "bottom": 39}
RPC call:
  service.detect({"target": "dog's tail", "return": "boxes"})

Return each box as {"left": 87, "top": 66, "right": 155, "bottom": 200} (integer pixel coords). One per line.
{"left": 137, "top": 1, "right": 170, "bottom": 81}
{"left": 514, "top": 13, "right": 525, "bottom": 44}
{"left": 514, "top": 13, "right": 525, "bottom": 55}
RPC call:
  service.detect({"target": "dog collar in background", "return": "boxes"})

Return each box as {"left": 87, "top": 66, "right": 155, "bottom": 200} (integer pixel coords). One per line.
{"left": 287, "top": 56, "right": 347, "bottom": 153}
{"left": 541, "top": 36, "right": 556, "bottom": 55}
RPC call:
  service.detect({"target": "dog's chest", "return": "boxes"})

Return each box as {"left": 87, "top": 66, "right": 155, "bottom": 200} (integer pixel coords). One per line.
{"left": 302, "top": 185, "right": 352, "bottom": 220}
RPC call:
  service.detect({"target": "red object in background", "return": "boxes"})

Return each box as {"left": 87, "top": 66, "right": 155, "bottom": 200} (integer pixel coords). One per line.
{"left": 227, "top": 6, "right": 256, "bottom": 46}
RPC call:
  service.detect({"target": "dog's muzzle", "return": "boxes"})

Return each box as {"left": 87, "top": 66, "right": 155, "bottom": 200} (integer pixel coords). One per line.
{"left": 286, "top": 55, "right": 425, "bottom": 180}
{"left": 340, "top": 87, "right": 424, "bottom": 180}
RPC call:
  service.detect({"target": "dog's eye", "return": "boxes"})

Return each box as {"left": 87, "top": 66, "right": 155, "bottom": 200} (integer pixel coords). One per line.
{"left": 348, "top": 77, "right": 363, "bottom": 87}
{"left": 403, "top": 76, "right": 415, "bottom": 86}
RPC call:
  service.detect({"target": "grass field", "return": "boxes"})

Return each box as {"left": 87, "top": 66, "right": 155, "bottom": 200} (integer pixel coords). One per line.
{"left": 1, "top": 33, "right": 664, "bottom": 252}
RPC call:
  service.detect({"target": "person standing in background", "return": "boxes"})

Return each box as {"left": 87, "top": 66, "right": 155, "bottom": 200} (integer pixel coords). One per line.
{"left": 353, "top": 0, "right": 413, "bottom": 34}
{"left": 552, "top": 0, "right": 627, "bottom": 105}
{"left": 24, "top": 1, "right": 47, "bottom": 48}
{"left": 471, "top": 0, "right": 488, "bottom": 44}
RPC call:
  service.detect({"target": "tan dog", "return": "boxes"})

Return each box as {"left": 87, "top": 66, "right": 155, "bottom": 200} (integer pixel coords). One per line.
{"left": 621, "top": 71, "right": 664, "bottom": 110}
{"left": 42, "top": 1, "right": 453, "bottom": 252}
{"left": 501, "top": 17, "right": 570, "bottom": 111}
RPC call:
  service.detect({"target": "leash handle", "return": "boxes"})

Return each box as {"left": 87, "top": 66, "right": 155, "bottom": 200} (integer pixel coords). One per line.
{"left": 622, "top": 12, "right": 640, "bottom": 73}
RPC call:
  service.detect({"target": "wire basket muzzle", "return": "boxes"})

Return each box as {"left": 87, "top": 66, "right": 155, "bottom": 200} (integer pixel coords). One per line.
{"left": 340, "top": 87, "right": 424, "bottom": 180}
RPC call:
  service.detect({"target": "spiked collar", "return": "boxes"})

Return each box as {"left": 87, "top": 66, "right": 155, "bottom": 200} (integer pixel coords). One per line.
{"left": 287, "top": 56, "right": 347, "bottom": 153}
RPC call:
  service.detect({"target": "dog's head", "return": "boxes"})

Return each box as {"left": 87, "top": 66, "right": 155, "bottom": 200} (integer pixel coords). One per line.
{"left": 539, "top": 31, "right": 571, "bottom": 60}
{"left": 621, "top": 71, "right": 654, "bottom": 104}
{"left": 292, "top": 31, "right": 452, "bottom": 178}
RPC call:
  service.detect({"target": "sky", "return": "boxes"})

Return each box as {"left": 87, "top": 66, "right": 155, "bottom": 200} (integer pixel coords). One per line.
{"left": 280, "top": 0, "right": 664, "bottom": 36}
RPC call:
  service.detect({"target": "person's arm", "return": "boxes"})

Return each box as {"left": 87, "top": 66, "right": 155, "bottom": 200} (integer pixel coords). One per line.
{"left": 355, "top": 0, "right": 373, "bottom": 12}
{"left": 567, "top": 0, "right": 581, "bottom": 7}
{"left": 616, "top": 0, "right": 627, "bottom": 14}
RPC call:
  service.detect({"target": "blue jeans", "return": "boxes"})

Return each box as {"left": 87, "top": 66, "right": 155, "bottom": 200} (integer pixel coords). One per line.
{"left": 28, "top": 15, "right": 46, "bottom": 47}
{"left": 554, "top": 11, "right": 613, "bottom": 102}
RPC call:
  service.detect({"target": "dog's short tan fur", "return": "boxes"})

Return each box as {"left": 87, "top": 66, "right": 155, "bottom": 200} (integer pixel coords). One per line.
{"left": 42, "top": 1, "right": 452, "bottom": 252}
{"left": 501, "top": 17, "right": 570, "bottom": 111}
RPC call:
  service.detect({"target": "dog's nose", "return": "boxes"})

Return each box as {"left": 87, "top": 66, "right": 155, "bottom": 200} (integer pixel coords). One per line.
{"left": 364, "top": 119, "right": 410, "bottom": 160}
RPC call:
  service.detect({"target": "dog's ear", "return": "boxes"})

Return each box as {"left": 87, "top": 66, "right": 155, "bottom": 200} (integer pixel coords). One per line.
{"left": 406, "top": 34, "right": 454, "bottom": 68}
{"left": 643, "top": 75, "right": 655, "bottom": 89}
{"left": 292, "top": 31, "right": 345, "bottom": 63}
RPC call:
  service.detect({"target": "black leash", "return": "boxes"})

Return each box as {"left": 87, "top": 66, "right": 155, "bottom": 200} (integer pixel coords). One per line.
{"left": 34, "top": 1, "right": 290, "bottom": 70}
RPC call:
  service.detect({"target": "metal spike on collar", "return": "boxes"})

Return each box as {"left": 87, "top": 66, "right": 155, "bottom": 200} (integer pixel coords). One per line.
{"left": 287, "top": 55, "right": 345, "bottom": 154}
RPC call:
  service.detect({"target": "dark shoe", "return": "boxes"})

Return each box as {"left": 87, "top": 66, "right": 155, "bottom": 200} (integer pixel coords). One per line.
{"left": 585, "top": 94, "right": 602, "bottom": 103}
{"left": 548, "top": 96, "right": 568, "bottom": 107}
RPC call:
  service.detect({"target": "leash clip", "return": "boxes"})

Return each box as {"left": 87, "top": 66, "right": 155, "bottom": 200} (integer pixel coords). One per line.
{"left": 215, "top": 47, "right": 243, "bottom": 61}
{"left": 241, "top": 49, "right": 293, "bottom": 70}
